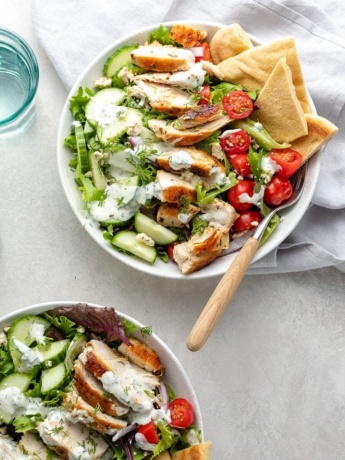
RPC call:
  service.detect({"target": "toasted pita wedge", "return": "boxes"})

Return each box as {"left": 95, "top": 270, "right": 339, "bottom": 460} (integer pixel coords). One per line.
{"left": 252, "top": 57, "right": 308, "bottom": 143}
{"left": 217, "top": 37, "right": 310, "bottom": 113}
{"left": 210, "top": 23, "right": 254, "bottom": 64}
{"left": 171, "top": 441, "right": 212, "bottom": 460}
{"left": 290, "top": 114, "right": 338, "bottom": 163}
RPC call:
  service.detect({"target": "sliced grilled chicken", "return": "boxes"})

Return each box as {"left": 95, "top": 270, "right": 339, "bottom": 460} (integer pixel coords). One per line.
{"left": 156, "top": 146, "right": 221, "bottom": 178}
{"left": 148, "top": 115, "right": 231, "bottom": 146}
{"left": 130, "top": 45, "right": 195, "bottom": 72}
{"left": 79, "top": 340, "right": 159, "bottom": 412}
{"left": 157, "top": 202, "right": 200, "bottom": 228}
{"left": 173, "top": 243, "right": 222, "bottom": 275}
{"left": 156, "top": 170, "right": 198, "bottom": 203}
{"left": 200, "top": 198, "right": 238, "bottom": 233}
{"left": 73, "top": 360, "right": 129, "bottom": 417}
{"left": 135, "top": 80, "right": 195, "bottom": 116}
{"left": 63, "top": 392, "right": 127, "bottom": 435}
{"left": 133, "top": 63, "right": 205, "bottom": 90}
{"left": 38, "top": 409, "right": 108, "bottom": 460}
{"left": 118, "top": 337, "right": 165, "bottom": 376}
{"left": 19, "top": 432, "right": 63, "bottom": 460}
{"left": 188, "top": 227, "right": 225, "bottom": 253}
{"left": 169, "top": 24, "right": 207, "bottom": 47}
{"left": 174, "top": 104, "right": 224, "bottom": 129}
{"left": 0, "top": 433, "right": 30, "bottom": 460}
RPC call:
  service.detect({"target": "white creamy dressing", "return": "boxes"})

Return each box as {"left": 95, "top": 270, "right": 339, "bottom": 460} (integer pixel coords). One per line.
{"left": 0, "top": 386, "right": 47, "bottom": 419}
{"left": 128, "top": 406, "right": 171, "bottom": 426}
{"left": 220, "top": 128, "right": 242, "bottom": 138}
{"left": 29, "top": 322, "right": 46, "bottom": 345}
{"left": 185, "top": 428, "right": 200, "bottom": 445}
{"left": 0, "top": 435, "right": 30, "bottom": 460}
{"left": 13, "top": 338, "right": 42, "bottom": 370}
{"left": 100, "top": 367, "right": 153, "bottom": 413}
{"left": 94, "top": 104, "right": 127, "bottom": 128}
{"left": 169, "top": 63, "right": 206, "bottom": 89}
{"left": 134, "top": 432, "right": 157, "bottom": 451}
{"left": 208, "top": 166, "right": 230, "bottom": 187}
{"left": 168, "top": 150, "right": 193, "bottom": 170}
{"left": 261, "top": 156, "right": 281, "bottom": 175}
{"left": 201, "top": 209, "right": 230, "bottom": 230}
{"left": 239, "top": 184, "right": 265, "bottom": 206}
{"left": 178, "top": 212, "right": 191, "bottom": 224}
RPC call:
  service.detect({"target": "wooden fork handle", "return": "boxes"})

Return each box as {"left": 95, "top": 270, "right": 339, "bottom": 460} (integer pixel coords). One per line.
{"left": 187, "top": 237, "right": 260, "bottom": 352}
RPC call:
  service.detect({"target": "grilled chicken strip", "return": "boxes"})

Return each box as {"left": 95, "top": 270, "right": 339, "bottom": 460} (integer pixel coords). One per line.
{"left": 130, "top": 44, "right": 195, "bottom": 72}
{"left": 133, "top": 62, "right": 205, "bottom": 90}
{"left": 169, "top": 24, "right": 207, "bottom": 48}
{"left": 157, "top": 202, "right": 200, "bottom": 228}
{"left": 63, "top": 392, "right": 127, "bottom": 435}
{"left": 156, "top": 146, "right": 222, "bottom": 177}
{"left": 148, "top": 115, "right": 231, "bottom": 146}
{"left": 38, "top": 409, "right": 108, "bottom": 460}
{"left": 135, "top": 80, "right": 195, "bottom": 116}
{"left": 174, "top": 104, "right": 224, "bottom": 130}
{"left": 73, "top": 359, "right": 129, "bottom": 417}
{"left": 79, "top": 340, "right": 160, "bottom": 413}
{"left": 156, "top": 170, "right": 198, "bottom": 203}
{"left": 19, "top": 432, "right": 63, "bottom": 460}
{"left": 118, "top": 337, "right": 165, "bottom": 376}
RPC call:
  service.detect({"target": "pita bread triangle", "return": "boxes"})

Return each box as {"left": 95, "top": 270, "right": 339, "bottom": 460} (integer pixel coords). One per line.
{"left": 171, "top": 441, "right": 211, "bottom": 460}
{"left": 217, "top": 36, "right": 310, "bottom": 113}
{"left": 252, "top": 56, "right": 308, "bottom": 143}
{"left": 290, "top": 113, "right": 339, "bottom": 163}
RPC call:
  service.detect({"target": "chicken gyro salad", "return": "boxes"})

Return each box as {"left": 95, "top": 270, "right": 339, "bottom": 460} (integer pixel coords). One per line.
{"left": 63, "top": 23, "right": 337, "bottom": 275}
{"left": 0, "top": 304, "right": 209, "bottom": 459}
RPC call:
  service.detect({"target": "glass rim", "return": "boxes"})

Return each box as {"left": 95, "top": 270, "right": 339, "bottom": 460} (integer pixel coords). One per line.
{"left": 0, "top": 27, "right": 39, "bottom": 127}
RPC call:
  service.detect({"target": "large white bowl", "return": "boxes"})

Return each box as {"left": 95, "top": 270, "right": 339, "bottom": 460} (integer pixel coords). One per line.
{"left": 0, "top": 301, "right": 203, "bottom": 434}
{"left": 57, "top": 21, "right": 320, "bottom": 280}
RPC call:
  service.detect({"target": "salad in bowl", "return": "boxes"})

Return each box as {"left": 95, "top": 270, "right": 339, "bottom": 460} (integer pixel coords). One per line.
{"left": 0, "top": 302, "right": 209, "bottom": 459}
{"left": 58, "top": 21, "right": 336, "bottom": 278}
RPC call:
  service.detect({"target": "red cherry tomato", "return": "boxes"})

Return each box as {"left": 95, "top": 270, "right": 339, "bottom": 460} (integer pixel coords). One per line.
{"left": 222, "top": 90, "right": 254, "bottom": 119}
{"left": 269, "top": 148, "right": 303, "bottom": 179}
{"left": 264, "top": 175, "right": 293, "bottom": 206}
{"left": 195, "top": 42, "right": 212, "bottom": 62}
{"left": 234, "top": 210, "right": 263, "bottom": 232}
{"left": 228, "top": 154, "right": 251, "bottom": 177}
{"left": 169, "top": 398, "right": 195, "bottom": 429}
{"left": 136, "top": 420, "right": 159, "bottom": 444}
{"left": 227, "top": 180, "right": 255, "bottom": 211}
{"left": 198, "top": 85, "right": 211, "bottom": 105}
{"left": 220, "top": 129, "right": 251, "bottom": 156}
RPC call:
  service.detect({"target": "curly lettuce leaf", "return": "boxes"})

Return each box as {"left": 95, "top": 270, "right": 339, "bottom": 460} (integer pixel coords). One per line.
{"left": 69, "top": 86, "right": 94, "bottom": 123}
{"left": 0, "top": 348, "right": 14, "bottom": 379}
{"left": 13, "top": 414, "right": 43, "bottom": 433}
{"left": 147, "top": 25, "right": 179, "bottom": 46}
{"left": 47, "top": 303, "right": 130, "bottom": 344}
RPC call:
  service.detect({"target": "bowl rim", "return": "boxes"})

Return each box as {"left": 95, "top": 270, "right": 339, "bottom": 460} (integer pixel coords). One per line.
{"left": 0, "top": 300, "right": 203, "bottom": 438}
{"left": 57, "top": 20, "right": 320, "bottom": 280}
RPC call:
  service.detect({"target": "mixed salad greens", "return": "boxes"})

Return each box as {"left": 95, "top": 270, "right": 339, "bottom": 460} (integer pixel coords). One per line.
{"left": 0, "top": 304, "right": 200, "bottom": 459}
{"left": 63, "top": 24, "right": 303, "bottom": 274}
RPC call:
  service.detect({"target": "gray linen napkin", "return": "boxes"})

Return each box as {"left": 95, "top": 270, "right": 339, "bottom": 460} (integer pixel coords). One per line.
{"left": 32, "top": 0, "right": 345, "bottom": 274}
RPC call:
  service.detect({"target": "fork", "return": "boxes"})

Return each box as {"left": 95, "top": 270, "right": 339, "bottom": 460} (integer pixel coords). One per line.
{"left": 187, "top": 163, "right": 308, "bottom": 352}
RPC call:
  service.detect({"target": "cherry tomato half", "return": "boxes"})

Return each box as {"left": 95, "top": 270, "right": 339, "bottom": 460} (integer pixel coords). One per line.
{"left": 168, "top": 398, "right": 195, "bottom": 429}
{"left": 136, "top": 420, "right": 159, "bottom": 444}
{"left": 228, "top": 154, "right": 251, "bottom": 177}
{"left": 227, "top": 180, "right": 255, "bottom": 211}
{"left": 269, "top": 148, "right": 303, "bottom": 179}
{"left": 234, "top": 210, "right": 263, "bottom": 232}
{"left": 220, "top": 129, "right": 251, "bottom": 156}
{"left": 198, "top": 85, "right": 211, "bottom": 105}
{"left": 195, "top": 42, "right": 212, "bottom": 62}
{"left": 167, "top": 242, "right": 179, "bottom": 262}
{"left": 264, "top": 175, "right": 293, "bottom": 206}
{"left": 222, "top": 90, "right": 254, "bottom": 119}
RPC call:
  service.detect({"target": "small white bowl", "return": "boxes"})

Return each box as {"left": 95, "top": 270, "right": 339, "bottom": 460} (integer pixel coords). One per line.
{"left": 57, "top": 21, "right": 320, "bottom": 280}
{"left": 0, "top": 301, "right": 203, "bottom": 433}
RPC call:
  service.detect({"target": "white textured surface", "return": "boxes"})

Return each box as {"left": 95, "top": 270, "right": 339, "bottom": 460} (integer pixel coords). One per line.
{"left": 1, "top": 1, "right": 345, "bottom": 459}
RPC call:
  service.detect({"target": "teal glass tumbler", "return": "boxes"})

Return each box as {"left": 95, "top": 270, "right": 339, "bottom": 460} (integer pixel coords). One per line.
{"left": 0, "top": 27, "right": 39, "bottom": 136}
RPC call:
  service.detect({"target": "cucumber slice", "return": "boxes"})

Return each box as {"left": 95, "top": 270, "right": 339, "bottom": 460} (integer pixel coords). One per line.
{"left": 112, "top": 230, "right": 157, "bottom": 264}
{"left": 96, "top": 107, "right": 143, "bottom": 145}
{"left": 134, "top": 212, "right": 178, "bottom": 246}
{"left": 7, "top": 316, "right": 50, "bottom": 370}
{"left": 103, "top": 44, "right": 139, "bottom": 77}
{"left": 75, "top": 124, "right": 89, "bottom": 174}
{"left": 85, "top": 88, "right": 126, "bottom": 128}
{"left": 0, "top": 373, "right": 33, "bottom": 424}
{"left": 65, "top": 333, "right": 86, "bottom": 371}
{"left": 118, "top": 175, "right": 140, "bottom": 186}
{"left": 41, "top": 362, "right": 68, "bottom": 395}
{"left": 88, "top": 151, "right": 107, "bottom": 190}
{"left": 32, "top": 339, "right": 70, "bottom": 370}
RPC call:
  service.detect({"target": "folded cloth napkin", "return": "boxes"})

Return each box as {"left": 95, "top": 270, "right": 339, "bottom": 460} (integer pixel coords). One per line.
{"left": 32, "top": 0, "right": 345, "bottom": 274}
